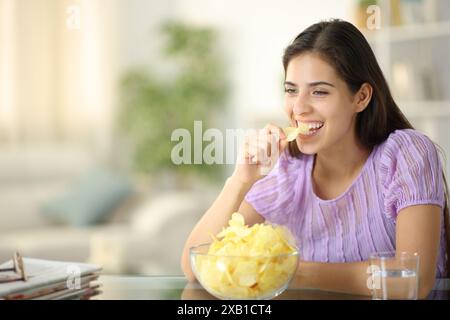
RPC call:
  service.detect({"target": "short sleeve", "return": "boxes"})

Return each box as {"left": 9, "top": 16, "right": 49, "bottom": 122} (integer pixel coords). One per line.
{"left": 244, "top": 150, "right": 303, "bottom": 225}
{"left": 380, "top": 129, "right": 445, "bottom": 219}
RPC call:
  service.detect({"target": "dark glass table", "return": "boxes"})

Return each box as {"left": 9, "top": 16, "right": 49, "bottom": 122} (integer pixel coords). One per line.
{"left": 92, "top": 276, "right": 450, "bottom": 300}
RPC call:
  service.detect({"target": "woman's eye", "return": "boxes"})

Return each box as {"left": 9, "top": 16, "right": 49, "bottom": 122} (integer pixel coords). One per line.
{"left": 312, "top": 90, "right": 328, "bottom": 96}
{"left": 284, "top": 88, "right": 297, "bottom": 94}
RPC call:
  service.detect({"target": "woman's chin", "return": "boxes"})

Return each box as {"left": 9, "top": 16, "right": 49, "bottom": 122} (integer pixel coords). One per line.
{"left": 297, "top": 141, "right": 319, "bottom": 155}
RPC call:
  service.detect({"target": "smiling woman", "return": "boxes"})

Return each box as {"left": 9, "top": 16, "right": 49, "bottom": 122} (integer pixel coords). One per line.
{"left": 181, "top": 19, "right": 449, "bottom": 299}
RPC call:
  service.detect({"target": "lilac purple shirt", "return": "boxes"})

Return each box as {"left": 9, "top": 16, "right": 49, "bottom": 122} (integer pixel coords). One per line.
{"left": 245, "top": 129, "right": 447, "bottom": 277}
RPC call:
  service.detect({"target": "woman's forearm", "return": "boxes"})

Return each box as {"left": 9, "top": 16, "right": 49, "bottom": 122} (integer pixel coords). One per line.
{"left": 181, "top": 176, "right": 253, "bottom": 281}
{"left": 293, "top": 260, "right": 372, "bottom": 297}
{"left": 294, "top": 258, "right": 435, "bottom": 299}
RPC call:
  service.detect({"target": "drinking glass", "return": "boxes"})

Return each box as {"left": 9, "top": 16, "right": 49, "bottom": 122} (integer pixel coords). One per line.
{"left": 368, "top": 251, "right": 419, "bottom": 300}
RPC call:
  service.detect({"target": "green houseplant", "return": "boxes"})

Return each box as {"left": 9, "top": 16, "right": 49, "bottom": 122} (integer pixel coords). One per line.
{"left": 119, "top": 21, "right": 229, "bottom": 186}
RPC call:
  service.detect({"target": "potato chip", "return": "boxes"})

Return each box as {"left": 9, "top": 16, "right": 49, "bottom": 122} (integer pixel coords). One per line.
{"left": 284, "top": 123, "right": 309, "bottom": 141}
{"left": 193, "top": 212, "right": 299, "bottom": 299}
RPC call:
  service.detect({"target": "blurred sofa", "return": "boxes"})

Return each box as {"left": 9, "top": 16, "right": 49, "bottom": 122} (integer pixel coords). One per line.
{"left": 0, "top": 145, "right": 219, "bottom": 275}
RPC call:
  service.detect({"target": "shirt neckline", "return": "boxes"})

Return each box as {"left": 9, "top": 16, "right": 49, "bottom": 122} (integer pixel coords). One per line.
{"left": 308, "top": 146, "right": 377, "bottom": 204}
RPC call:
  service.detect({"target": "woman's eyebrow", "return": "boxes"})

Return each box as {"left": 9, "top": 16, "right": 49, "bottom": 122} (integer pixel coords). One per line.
{"left": 284, "top": 81, "right": 335, "bottom": 88}
{"left": 284, "top": 81, "right": 297, "bottom": 87}
{"left": 308, "top": 81, "right": 335, "bottom": 88}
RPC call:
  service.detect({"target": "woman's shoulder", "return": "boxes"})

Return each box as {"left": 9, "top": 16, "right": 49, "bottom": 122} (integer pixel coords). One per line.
{"left": 376, "top": 129, "right": 441, "bottom": 178}
{"left": 386, "top": 128, "right": 434, "bottom": 145}
{"left": 375, "top": 130, "right": 445, "bottom": 217}
{"left": 377, "top": 129, "right": 438, "bottom": 158}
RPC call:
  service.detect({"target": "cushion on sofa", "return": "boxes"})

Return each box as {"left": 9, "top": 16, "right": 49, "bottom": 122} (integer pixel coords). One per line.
{"left": 41, "top": 167, "right": 133, "bottom": 227}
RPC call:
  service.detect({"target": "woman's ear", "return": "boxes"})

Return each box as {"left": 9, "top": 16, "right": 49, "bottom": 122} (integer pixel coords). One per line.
{"left": 354, "top": 83, "right": 373, "bottom": 113}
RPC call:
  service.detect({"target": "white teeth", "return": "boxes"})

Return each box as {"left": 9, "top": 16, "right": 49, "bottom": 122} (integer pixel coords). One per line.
{"left": 293, "top": 120, "right": 324, "bottom": 133}
{"left": 307, "top": 122, "right": 323, "bottom": 129}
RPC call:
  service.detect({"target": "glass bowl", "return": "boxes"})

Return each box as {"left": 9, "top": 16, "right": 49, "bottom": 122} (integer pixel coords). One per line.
{"left": 190, "top": 243, "right": 299, "bottom": 300}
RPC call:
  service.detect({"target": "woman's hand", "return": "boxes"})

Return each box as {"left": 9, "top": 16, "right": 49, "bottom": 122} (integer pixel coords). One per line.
{"left": 231, "top": 123, "right": 288, "bottom": 186}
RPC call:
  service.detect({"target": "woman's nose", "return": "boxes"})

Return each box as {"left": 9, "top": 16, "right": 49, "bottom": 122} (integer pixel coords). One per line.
{"left": 292, "top": 96, "right": 311, "bottom": 115}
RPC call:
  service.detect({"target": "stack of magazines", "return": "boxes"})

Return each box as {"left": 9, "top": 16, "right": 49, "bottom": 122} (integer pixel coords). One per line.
{"left": 0, "top": 257, "right": 102, "bottom": 300}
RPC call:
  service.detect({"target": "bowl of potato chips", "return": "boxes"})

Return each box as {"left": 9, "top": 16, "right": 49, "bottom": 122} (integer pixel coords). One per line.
{"left": 190, "top": 212, "right": 299, "bottom": 300}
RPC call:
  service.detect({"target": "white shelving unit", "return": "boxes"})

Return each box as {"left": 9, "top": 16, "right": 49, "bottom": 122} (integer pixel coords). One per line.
{"left": 361, "top": 0, "right": 450, "bottom": 176}
{"left": 365, "top": 20, "right": 450, "bottom": 42}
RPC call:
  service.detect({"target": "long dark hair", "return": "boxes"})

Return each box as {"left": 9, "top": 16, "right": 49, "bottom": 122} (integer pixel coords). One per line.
{"left": 282, "top": 19, "right": 450, "bottom": 276}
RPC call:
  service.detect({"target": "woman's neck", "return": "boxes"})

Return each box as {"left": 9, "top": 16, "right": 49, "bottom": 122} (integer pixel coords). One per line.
{"left": 314, "top": 132, "right": 371, "bottom": 181}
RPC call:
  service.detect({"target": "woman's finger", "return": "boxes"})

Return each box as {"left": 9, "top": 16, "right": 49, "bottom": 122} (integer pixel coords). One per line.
{"left": 264, "top": 123, "right": 286, "bottom": 140}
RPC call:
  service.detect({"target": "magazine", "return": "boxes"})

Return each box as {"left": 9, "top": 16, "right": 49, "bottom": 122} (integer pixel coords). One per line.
{"left": 0, "top": 258, "right": 102, "bottom": 300}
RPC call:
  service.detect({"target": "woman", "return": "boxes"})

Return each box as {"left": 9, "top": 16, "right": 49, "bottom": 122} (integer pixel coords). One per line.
{"left": 181, "top": 19, "right": 449, "bottom": 299}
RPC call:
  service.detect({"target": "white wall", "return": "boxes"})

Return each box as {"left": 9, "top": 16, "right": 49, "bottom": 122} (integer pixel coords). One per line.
{"left": 117, "top": 0, "right": 178, "bottom": 71}
{"left": 176, "top": 0, "right": 354, "bottom": 129}
{"left": 1, "top": 0, "right": 355, "bottom": 146}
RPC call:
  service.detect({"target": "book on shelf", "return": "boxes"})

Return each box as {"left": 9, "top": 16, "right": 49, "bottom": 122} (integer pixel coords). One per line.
{"left": 0, "top": 257, "right": 102, "bottom": 300}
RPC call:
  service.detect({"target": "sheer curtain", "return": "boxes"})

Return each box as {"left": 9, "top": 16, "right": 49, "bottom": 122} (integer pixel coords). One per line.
{"left": 0, "top": 0, "right": 16, "bottom": 143}
{"left": 0, "top": 0, "right": 119, "bottom": 162}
